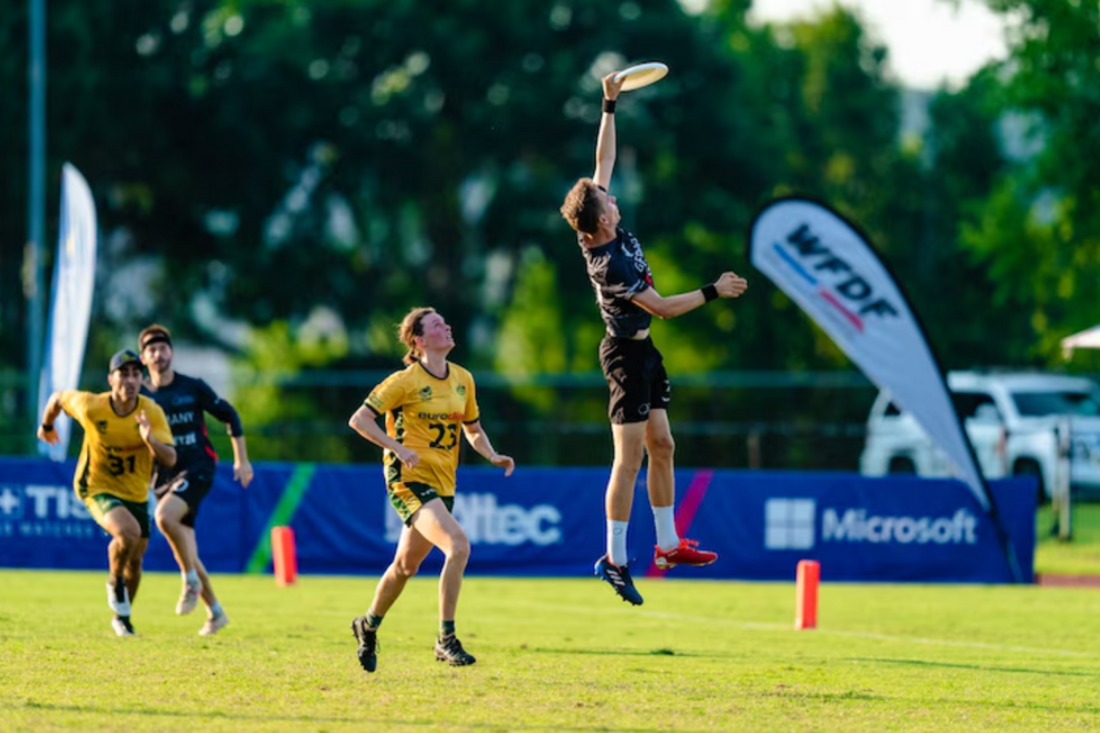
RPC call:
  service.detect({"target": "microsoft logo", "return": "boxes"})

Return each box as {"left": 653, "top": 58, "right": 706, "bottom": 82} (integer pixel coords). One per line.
{"left": 765, "top": 498, "right": 816, "bottom": 550}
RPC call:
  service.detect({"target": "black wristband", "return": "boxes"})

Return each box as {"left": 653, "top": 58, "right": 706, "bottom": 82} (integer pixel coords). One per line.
{"left": 701, "top": 284, "right": 719, "bottom": 303}
{"left": 41, "top": 423, "right": 54, "bottom": 432}
{"left": 602, "top": 98, "right": 616, "bottom": 114}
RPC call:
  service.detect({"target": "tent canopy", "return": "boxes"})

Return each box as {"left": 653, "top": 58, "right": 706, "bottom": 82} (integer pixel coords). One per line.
{"left": 1061, "top": 325, "right": 1100, "bottom": 359}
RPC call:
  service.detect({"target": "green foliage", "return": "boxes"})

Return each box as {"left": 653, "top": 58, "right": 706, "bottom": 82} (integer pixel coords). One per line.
{"left": 9, "top": 0, "right": 1100, "bottom": 459}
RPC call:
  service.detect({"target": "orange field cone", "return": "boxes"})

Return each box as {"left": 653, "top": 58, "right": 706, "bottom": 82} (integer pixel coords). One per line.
{"left": 795, "top": 559, "right": 819, "bottom": 630}
{"left": 272, "top": 526, "right": 298, "bottom": 587}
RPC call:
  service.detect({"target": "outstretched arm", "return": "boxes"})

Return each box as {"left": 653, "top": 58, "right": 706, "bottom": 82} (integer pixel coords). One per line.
{"left": 632, "top": 271, "right": 750, "bottom": 320}
{"left": 198, "top": 383, "right": 253, "bottom": 487}
{"left": 461, "top": 420, "right": 515, "bottom": 477}
{"left": 593, "top": 72, "right": 624, "bottom": 190}
{"left": 37, "top": 391, "right": 66, "bottom": 445}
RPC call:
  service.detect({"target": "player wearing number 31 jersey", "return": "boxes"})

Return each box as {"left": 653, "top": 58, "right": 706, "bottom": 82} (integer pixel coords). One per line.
{"left": 37, "top": 349, "right": 176, "bottom": 637}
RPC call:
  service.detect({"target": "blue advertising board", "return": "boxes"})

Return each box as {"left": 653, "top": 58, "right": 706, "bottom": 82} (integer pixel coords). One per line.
{"left": 0, "top": 459, "right": 1034, "bottom": 583}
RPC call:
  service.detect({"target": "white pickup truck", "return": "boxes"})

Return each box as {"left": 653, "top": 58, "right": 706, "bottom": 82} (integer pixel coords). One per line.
{"left": 859, "top": 370, "right": 1100, "bottom": 500}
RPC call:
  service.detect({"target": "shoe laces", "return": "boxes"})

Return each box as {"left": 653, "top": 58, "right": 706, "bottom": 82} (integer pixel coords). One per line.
{"left": 438, "top": 634, "right": 467, "bottom": 657}
{"left": 602, "top": 560, "right": 633, "bottom": 589}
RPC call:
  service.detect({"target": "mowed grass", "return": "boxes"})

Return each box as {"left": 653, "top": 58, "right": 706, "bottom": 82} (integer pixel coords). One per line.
{"left": 1035, "top": 502, "right": 1100, "bottom": 575}
{"left": 1, "top": 570, "right": 1098, "bottom": 732}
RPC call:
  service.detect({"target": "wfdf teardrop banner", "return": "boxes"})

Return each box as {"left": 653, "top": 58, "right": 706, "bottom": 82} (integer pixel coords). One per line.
{"left": 749, "top": 197, "right": 1022, "bottom": 581}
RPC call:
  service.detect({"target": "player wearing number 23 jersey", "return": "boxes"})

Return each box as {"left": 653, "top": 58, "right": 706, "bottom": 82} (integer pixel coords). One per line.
{"left": 58, "top": 390, "right": 174, "bottom": 504}
{"left": 364, "top": 361, "right": 480, "bottom": 498}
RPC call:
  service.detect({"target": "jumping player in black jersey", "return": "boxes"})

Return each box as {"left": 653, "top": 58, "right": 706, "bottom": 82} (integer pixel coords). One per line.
{"left": 559, "top": 70, "right": 749, "bottom": 607}
{"left": 138, "top": 324, "right": 253, "bottom": 635}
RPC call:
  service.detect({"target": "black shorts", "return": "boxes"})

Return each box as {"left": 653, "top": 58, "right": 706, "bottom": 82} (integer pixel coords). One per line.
{"left": 599, "top": 336, "right": 671, "bottom": 425}
{"left": 154, "top": 470, "right": 214, "bottom": 528}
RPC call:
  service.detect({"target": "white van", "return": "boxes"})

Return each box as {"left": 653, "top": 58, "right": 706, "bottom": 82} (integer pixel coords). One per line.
{"left": 859, "top": 370, "right": 1100, "bottom": 499}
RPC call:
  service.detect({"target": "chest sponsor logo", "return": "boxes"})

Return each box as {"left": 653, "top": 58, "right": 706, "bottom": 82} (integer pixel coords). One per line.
{"left": 168, "top": 411, "right": 194, "bottom": 426}
{"left": 418, "top": 412, "right": 465, "bottom": 421}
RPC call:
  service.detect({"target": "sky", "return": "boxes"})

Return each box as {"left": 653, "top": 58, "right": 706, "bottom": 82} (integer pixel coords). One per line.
{"left": 747, "top": 0, "right": 1010, "bottom": 90}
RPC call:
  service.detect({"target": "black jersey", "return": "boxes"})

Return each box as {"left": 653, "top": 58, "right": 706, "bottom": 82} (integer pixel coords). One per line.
{"left": 581, "top": 227, "right": 655, "bottom": 338}
{"left": 141, "top": 372, "right": 243, "bottom": 478}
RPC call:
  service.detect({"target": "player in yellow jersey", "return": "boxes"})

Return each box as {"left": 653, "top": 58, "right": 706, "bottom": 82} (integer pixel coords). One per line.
{"left": 347, "top": 307, "right": 515, "bottom": 673}
{"left": 37, "top": 349, "right": 176, "bottom": 636}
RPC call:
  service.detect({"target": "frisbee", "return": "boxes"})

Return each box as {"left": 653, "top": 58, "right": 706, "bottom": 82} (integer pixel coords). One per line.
{"left": 614, "top": 62, "right": 669, "bottom": 91}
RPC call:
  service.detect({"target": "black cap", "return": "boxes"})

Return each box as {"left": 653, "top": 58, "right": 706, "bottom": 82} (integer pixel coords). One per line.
{"left": 109, "top": 349, "right": 142, "bottom": 373}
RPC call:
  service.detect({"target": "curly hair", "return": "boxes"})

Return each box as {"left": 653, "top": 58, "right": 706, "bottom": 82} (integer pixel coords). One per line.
{"left": 398, "top": 307, "right": 437, "bottom": 365}
{"left": 559, "top": 178, "right": 605, "bottom": 234}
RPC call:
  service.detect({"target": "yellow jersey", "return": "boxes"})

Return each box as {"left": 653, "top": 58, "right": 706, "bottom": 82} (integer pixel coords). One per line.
{"left": 364, "top": 362, "right": 480, "bottom": 496}
{"left": 59, "top": 390, "right": 175, "bottom": 503}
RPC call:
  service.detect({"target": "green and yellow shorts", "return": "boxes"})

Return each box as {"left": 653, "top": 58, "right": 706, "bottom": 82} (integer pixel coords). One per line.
{"left": 84, "top": 493, "right": 151, "bottom": 538}
{"left": 387, "top": 482, "right": 455, "bottom": 526}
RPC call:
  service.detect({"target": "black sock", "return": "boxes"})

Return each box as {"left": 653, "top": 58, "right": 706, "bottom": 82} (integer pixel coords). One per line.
{"left": 440, "top": 620, "right": 455, "bottom": 637}
{"left": 366, "top": 612, "right": 384, "bottom": 630}
{"left": 113, "top": 576, "right": 127, "bottom": 603}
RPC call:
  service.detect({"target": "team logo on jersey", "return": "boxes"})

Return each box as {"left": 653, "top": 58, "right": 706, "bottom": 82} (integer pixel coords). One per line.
{"left": 456, "top": 384, "right": 467, "bottom": 397}
{"left": 95, "top": 420, "right": 109, "bottom": 434}
{"left": 419, "top": 386, "right": 433, "bottom": 402}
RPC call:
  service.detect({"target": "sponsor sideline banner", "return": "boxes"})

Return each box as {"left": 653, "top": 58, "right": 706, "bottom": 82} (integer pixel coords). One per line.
{"left": 0, "top": 460, "right": 1034, "bottom": 583}
{"left": 749, "top": 199, "right": 991, "bottom": 513}
{"left": 37, "top": 163, "right": 98, "bottom": 462}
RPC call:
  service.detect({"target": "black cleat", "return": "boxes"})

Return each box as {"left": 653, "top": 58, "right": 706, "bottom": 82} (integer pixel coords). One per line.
{"left": 111, "top": 616, "right": 136, "bottom": 637}
{"left": 434, "top": 634, "right": 476, "bottom": 666}
{"left": 594, "top": 555, "right": 644, "bottom": 606}
{"left": 350, "top": 616, "right": 379, "bottom": 673}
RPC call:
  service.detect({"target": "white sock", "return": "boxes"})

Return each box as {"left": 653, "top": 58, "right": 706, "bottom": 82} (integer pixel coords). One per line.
{"left": 653, "top": 506, "right": 679, "bottom": 552}
{"left": 184, "top": 569, "right": 200, "bottom": 587}
{"left": 107, "top": 580, "right": 131, "bottom": 617}
{"left": 607, "top": 520, "right": 629, "bottom": 566}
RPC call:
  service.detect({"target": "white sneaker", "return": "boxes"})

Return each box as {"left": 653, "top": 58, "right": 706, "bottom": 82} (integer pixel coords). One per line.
{"left": 198, "top": 612, "right": 229, "bottom": 636}
{"left": 106, "top": 581, "right": 131, "bottom": 617}
{"left": 111, "top": 617, "right": 136, "bottom": 637}
{"left": 176, "top": 581, "right": 202, "bottom": 615}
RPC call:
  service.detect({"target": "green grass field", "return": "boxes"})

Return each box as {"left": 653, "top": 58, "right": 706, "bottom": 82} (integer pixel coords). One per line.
{"left": 1, "top": 570, "right": 1098, "bottom": 732}
{"left": 1035, "top": 502, "right": 1100, "bottom": 575}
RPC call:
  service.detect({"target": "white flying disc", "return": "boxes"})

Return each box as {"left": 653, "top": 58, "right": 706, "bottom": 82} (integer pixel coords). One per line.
{"left": 614, "top": 62, "right": 669, "bottom": 92}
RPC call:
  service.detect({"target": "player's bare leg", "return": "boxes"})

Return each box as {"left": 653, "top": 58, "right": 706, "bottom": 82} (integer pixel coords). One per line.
{"left": 409, "top": 500, "right": 475, "bottom": 666}
{"left": 647, "top": 409, "right": 717, "bottom": 569}
{"left": 372, "top": 524, "right": 435, "bottom": 617}
{"left": 595, "top": 423, "right": 647, "bottom": 605}
{"left": 100, "top": 506, "right": 143, "bottom": 635}
{"left": 192, "top": 554, "right": 230, "bottom": 635}
{"left": 123, "top": 538, "right": 148, "bottom": 602}
{"left": 155, "top": 494, "right": 203, "bottom": 615}
{"left": 351, "top": 519, "right": 435, "bottom": 672}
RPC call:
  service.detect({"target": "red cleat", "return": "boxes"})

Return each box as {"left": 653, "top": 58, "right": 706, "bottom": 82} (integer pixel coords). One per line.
{"left": 654, "top": 538, "right": 718, "bottom": 569}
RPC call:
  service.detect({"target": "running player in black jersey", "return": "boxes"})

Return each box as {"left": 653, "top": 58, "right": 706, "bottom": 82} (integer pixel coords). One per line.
{"left": 560, "top": 70, "right": 749, "bottom": 606}
{"left": 138, "top": 324, "right": 253, "bottom": 635}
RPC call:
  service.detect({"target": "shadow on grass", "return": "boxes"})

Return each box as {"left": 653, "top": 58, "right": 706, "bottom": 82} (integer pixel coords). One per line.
{"left": 526, "top": 646, "right": 732, "bottom": 659}
{"left": 14, "top": 700, "right": 660, "bottom": 732}
{"left": 848, "top": 657, "right": 1100, "bottom": 679}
